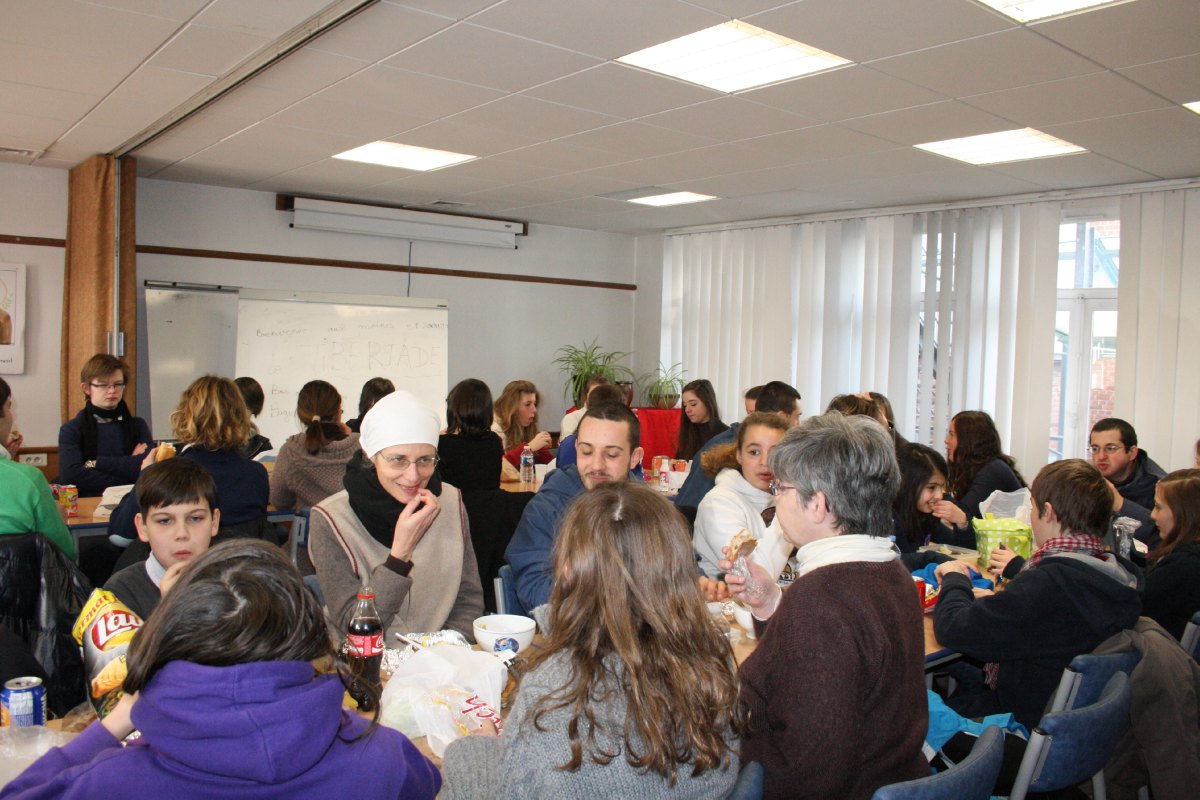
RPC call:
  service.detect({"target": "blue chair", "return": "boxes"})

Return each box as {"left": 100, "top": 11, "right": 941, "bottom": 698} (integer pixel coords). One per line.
{"left": 724, "top": 761, "right": 764, "bottom": 800}
{"left": 494, "top": 564, "right": 525, "bottom": 616}
{"left": 1181, "top": 610, "right": 1200, "bottom": 661}
{"left": 1009, "top": 672, "right": 1132, "bottom": 800}
{"left": 870, "top": 726, "right": 1004, "bottom": 800}
{"left": 289, "top": 507, "right": 311, "bottom": 566}
{"left": 1048, "top": 649, "right": 1143, "bottom": 713}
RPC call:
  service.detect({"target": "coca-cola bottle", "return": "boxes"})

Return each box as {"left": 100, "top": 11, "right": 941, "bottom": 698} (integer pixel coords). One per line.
{"left": 346, "top": 587, "right": 383, "bottom": 712}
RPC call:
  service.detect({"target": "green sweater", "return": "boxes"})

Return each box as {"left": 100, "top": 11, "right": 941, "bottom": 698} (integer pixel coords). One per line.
{"left": 0, "top": 458, "right": 76, "bottom": 559}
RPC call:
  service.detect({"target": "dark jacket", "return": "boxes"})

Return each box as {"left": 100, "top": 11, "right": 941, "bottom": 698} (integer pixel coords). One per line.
{"left": 57, "top": 410, "right": 153, "bottom": 497}
{"left": 504, "top": 466, "right": 586, "bottom": 612}
{"left": 438, "top": 432, "right": 503, "bottom": 491}
{"left": 934, "top": 551, "right": 1142, "bottom": 728}
{"left": 1143, "top": 542, "right": 1200, "bottom": 641}
{"left": 1115, "top": 449, "right": 1165, "bottom": 511}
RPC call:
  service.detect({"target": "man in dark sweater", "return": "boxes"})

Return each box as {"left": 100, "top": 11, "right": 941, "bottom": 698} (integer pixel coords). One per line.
{"left": 935, "top": 459, "right": 1142, "bottom": 728}
{"left": 104, "top": 459, "right": 217, "bottom": 619}
{"left": 1090, "top": 417, "right": 1165, "bottom": 548}
{"left": 728, "top": 413, "right": 927, "bottom": 800}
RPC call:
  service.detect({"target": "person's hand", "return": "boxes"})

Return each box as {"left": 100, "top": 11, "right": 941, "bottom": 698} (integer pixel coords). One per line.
{"left": 132, "top": 442, "right": 149, "bottom": 457}
{"left": 140, "top": 446, "right": 158, "bottom": 470}
{"left": 934, "top": 559, "right": 972, "bottom": 582}
{"left": 1105, "top": 479, "right": 1124, "bottom": 513}
{"left": 987, "top": 544, "right": 1017, "bottom": 577}
{"left": 4, "top": 430, "right": 23, "bottom": 458}
{"left": 390, "top": 489, "right": 441, "bottom": 561}
{"left": 469, "top": 719, "right": 499, "bottom": 737}
{"left": 698, "top": 576, "right": 731, "bottom": 602}
{"left": 528, "top": 431, "right": 552, "bottom": 452}
{"left": 100, "top": 691, "right": 138, "bottom": 740}
{"left": 931, "top": 499, "right": 967, "bottom": 527}
{"left": 160, "top": 561, "right": 190, "bottom": 596}
{"left": 718, "top": 548, "right": 781, "bottom": 619}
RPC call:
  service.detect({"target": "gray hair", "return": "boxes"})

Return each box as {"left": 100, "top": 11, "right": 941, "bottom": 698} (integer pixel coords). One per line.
{"left": 769, "top": 412, "right": 900, "bottom": 537}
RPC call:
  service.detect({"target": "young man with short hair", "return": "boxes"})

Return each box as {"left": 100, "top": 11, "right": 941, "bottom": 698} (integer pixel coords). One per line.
{"left": 1090, "top": 417, "right": 1166, "bottom": 548}
{"left": 104, "top": 459, "right": 218, "bottom": 619}
{"left": 934, "top": 459, "right": 1142, "bottom": 727}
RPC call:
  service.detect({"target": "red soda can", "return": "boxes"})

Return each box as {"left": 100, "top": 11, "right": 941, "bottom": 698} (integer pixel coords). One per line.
{"left": 1, "top": 677, "right": 47, "bottom": 726}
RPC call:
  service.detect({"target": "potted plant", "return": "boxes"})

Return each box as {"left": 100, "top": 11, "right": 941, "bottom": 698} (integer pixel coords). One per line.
{"left": 553, "top": 340, "right": 634, "bottom": 407}
{"left": 639, "top": 362, "right": 687, "bottom": 409}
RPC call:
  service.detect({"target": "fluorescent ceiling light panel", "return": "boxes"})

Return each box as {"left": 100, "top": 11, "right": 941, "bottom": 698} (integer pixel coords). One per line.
{"left": 334, "top": 141, "right": 476, "bottom": 171}
{"left": 1184, "top": 101, "right": 1200, "bottom": 115}
{"left": 627, "top": 191, "right": 717, "bottom": 207}
{"left": 974, "top": 0, "right": 1131, "bottom": 23}
{"left": 617, "top": 20, "right": 850, "bottom": 93}
{"left": 915, "top": 128, "right": 1086, "bottom": 165}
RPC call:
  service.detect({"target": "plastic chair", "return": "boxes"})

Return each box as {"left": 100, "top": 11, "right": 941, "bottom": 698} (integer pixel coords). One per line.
{"left": 495, "top": 563, "right": 525, "bottom": 616}
{"left": 724, "top": 760, "right": 764, "bottom": 800}
{"left": 1048, "top": 649, "right": 1143, "bottom": 713}
{"left": 870, "top": 726, "right": 1004, "bottom": 800}
{"left": 1181, "top": 610, "right": 1200, "bottom": 660}
{"left": 289, "top": 507, "right": 311, "bottom": 566}
{"left": 1009, "top": 672, "right": 1132, "bottom": 800}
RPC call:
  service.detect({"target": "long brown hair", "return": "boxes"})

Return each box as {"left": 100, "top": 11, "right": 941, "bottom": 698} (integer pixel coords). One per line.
{"left": 946, "top": 410, "right": 1025, "bottom": 498}
{"left": 701, "top": 412, "right": 788, "bottom": 477}
{"left": 297, "top": 380, "right": 348, "bottom": 454}
{"left": 676, "top": 379, "right": 724, "bottom": 461}
{"left": 494, "top": 380, "right": 542, "bottom": 450}
{"left": 1149, "top": 469, "right": 1200, "bottom": 567}
{"left": 527, "top": 482, "right": 743, "bottom": 782}
{"left": 170, "top": 375, "right": 252, "bottom": 450}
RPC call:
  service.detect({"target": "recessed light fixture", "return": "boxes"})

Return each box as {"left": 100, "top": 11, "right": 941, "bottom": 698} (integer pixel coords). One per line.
{"left": 974, "top": 0, "right": 1132, "bottom": 23}
{"left": 627, "top": 191, "right": 717, "bottom": 207}
{"left": 334, "top": 141, "right": 476, "bottom": 171}
{"left": 914, "top": 128, "right": 1086, "bottom": 165}
{"left": 617, "top": 20, "right": 850, "bottom": 93}
{"left": 1184, "top": 101, "right": 1200, "bottom": 115}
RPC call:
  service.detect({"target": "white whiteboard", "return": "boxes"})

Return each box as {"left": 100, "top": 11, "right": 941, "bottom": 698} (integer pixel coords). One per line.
{"left": 235, "top": 290, "right": 448, "bottom": 451}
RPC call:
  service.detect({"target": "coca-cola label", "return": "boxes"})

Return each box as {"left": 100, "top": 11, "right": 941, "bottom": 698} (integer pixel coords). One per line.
{"left": 346, "top": 633, "right": 383, "bottom": 657}
{"left": 89, "top": 611, "right": 141, "bottom": 649}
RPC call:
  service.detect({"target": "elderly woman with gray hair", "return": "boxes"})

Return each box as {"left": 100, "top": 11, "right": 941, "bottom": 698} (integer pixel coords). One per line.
{"left": 723, "top": 413, "right": 928, "bottom": 800}
{"left": 309, "top": 390, "right": 483, "bottom": 643}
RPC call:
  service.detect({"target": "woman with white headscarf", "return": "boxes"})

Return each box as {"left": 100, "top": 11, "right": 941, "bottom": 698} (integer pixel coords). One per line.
{"left": 309, "top": 390, "right": 483, "bottom": 642}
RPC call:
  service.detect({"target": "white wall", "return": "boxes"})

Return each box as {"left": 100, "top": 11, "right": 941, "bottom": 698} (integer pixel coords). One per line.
{"left": 631, "top": 233, "right": 665, "bottom": 397}
{"left": 135, "top": 179, "right": 638, "bottom": 435}
{"left": 0, "top": 163, "right": 68, "bottom": 446}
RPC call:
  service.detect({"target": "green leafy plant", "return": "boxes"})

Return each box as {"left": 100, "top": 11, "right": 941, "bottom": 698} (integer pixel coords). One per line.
{"left": 638, "top": 362, "right": 687, "bottom": 409}
{"left": 553, "top": 340, "right": 634, "bottom": 406}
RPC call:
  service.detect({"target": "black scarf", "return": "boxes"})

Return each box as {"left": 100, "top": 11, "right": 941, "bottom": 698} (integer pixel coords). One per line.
{"left": 79, "top": 400, "right": 140, "bottom": 462}
{"left": 343, "top": 451, "right": 442, "bottom": 548}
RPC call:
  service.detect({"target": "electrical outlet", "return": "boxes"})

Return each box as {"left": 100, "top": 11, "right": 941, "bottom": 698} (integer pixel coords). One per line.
{"left": 20, "top": 453, "right": 48, "bottom": 467}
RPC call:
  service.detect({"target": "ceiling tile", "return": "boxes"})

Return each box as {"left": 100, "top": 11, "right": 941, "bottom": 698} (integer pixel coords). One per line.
{"left": 67, "top": 67, "right": 213, "bottom": 139}
{"left": 748, "top": 0, "right": 1014, "bottom": 62}
{"left": 0, "top": 112, "right": 72, "bottom": 151}
{"left": 0, "top": 80, "right": 99, "bottom": 122}
{"left": 240, "top": 48, "right": 370, "bottom": 95}
{"left": 385, "top": 0, "right": 501, "bottom": 21}
{"left": 1118, "top": 55, "right": 1200, "bottom": 105}
{"left": 0, "top": 0, "right": 181, "bottom": 65}
{"left": 497, "top": 141, "right": 633, "bottom": 171}
{"left": 0, "top": 38, "right": 145, "bottom": 97}
{"left": 557, "top": 122, "right": 720, "bottom": 159}
{"left": 179, "top": 122, "right": 366, "bottom": 173}
{"left": 437, "top": 95, "right": 622, "bottom": 141}
{"left": 1046, "top": 108, "right": 1200, "bottom": 179}
{"left": 869, "top": 28, "right": 1100, "bottom": 98}
{"left": 148, "top": 24, "right": 269, "bottom": 76}
{"left": 982, "top": 152, "right": 1158, "bottom": 189}
{"left": 268, "top": 95, "right": 435, "bottom": 142}
{"left": 1032, "top": 0, "right": 1200, "bottom": 69}
{"left": 328, "top": 65, "right": 505, "bottom": 122}
{"left": 524, "top": 63, "right": 719, "bottom": 120}
{"left": 962, "top": 71, "right": 1173, "bottom": 128}
{"left": 304, "top": 2, "right": 453, "bottom": 61}
{"left": 841, "top": 101, "right": 1019, "bottom": 145}
{"left": 746, "top": 65, "right": 944, "bottom": 123}
{"left": 460, "top": 183, "right": 578, "bottom": 209}
{"left": 517, "top": 171, "right": 642, "bottom": 196}
{"left": 191, "top": 0, "right": 332, "bottom": 39}
{"left": 468, "top": 0, "right": 726, "bottom": 60}
{"left": 243, "top": 158, "right": 403, "bottom": 194}
{"left": 79, "top": 0, "right": 210, "bottom": 20}
{"left": 383, "top": 23, "right": 601, "bottom": 93}
{"left": 435, "top": 157, "right": 561, "bottom": 184}
{"left": 388, "top": 119, "right": 545, "bottom": 157}
{"left": 152, "top": 161, "right": 284, "bottom": 186}
{"left": 640, "top": 96, "right": 814, "bottom": 142}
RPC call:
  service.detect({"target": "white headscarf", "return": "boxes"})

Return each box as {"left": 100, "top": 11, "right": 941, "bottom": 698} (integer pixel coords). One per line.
{"left": 359, "top": 390, "right": 439, "bottom": 458}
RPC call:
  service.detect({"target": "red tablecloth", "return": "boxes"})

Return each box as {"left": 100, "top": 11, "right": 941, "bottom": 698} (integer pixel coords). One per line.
{"left": 635, "top": 407, "right": 680, "bottom": 469}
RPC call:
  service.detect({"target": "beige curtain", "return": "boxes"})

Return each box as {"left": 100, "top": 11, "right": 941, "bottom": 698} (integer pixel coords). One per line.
{"left": 61, "top": 155, "right": 137, "bottom": 418}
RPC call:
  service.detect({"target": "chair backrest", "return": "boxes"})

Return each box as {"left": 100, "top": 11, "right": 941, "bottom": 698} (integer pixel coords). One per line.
{"left": 870, "top": 726, "right": 1004, "bottom": 800}
{"left": 725, "top": 760, "right": 764, "bottom": 800}
{"left": 289, "top": 507, "right": 312, "bottom": 566}
{"left": 1181, "top": 611, "right": 1200, "bottom": 661}
{"left": 496, "top": 563, "right": 525, "bottom": 616}
{"left": 1010, "top": 672, "right": 1132, "bottom": 800}
{"left": 1048, "top": 649, "right": 1143, "bottom": 712}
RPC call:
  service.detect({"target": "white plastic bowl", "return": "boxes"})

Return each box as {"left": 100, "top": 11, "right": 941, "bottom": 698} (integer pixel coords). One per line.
{"left": 473, "top": 614, "right": 536, "bottom": 654}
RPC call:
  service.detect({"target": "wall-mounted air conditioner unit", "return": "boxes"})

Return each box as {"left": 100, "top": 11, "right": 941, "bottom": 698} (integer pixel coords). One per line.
{"left": 284, "top": 196, "right": 526, "bottom": 249}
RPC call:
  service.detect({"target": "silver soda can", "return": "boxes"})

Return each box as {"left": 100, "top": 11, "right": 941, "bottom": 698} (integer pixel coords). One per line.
{"left": 1, "top": 677, "right": 47, "bottom": 726}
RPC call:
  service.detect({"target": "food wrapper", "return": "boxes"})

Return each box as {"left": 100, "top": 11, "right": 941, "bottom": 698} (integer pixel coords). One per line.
{"left": 400, "top": 630, "right": 471, "bottom": 649}
{"left": 71, "top": 589, "right": 144, "bottom": 717}
{"left": 973, "top": 514, "right": 1032, "bottom": 571}
{"left": 411, "top": 686, "right": 504, "bottom": 758}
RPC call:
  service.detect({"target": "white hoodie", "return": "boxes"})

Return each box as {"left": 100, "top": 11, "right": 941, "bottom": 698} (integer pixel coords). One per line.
{"left": 693, "top": 467, "right": 792, "bottom": 579}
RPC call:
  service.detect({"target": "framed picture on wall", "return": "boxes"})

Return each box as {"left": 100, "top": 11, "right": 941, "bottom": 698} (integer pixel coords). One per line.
{"left": 0, "top": 262, "right": 26, "bottom": 373}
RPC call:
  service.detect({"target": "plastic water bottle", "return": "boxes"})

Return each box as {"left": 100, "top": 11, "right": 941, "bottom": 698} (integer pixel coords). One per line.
{"left": 346, "top": 588, "right": 383, "bottom": 712}
{"left": 520, "top": 445, "right": 535, "bottom": 483}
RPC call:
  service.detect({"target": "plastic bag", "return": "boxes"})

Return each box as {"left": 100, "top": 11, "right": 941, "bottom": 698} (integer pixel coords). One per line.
{"left": 0, "top": 726, "right": 78, "bottom": 787}
{"left": 411, "top": 686, "right": 504, "bottom": 758}
{"left": 978, "top": 488, "right": 1031, "bottom": 524}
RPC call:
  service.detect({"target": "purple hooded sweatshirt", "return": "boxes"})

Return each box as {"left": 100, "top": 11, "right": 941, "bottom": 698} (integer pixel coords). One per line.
{"left": 0, "top": 660, "right": 440, "bottom": 799}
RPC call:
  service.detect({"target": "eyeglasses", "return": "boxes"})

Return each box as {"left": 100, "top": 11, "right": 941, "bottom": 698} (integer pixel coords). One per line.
{"left": 1087, "top": 444, "right": 1128, "bottom": 455}
{"left": 768, "top": 480, "right": 797, "bottom": 497}
{"left": 89, "top": 382, "right": 126, "bottom": 391}
{"left": 378, "top": 454, "right": 439, "bottom": 472}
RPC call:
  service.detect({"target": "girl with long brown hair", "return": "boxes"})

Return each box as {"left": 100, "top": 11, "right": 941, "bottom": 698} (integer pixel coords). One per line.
{"left": 491, "top": 379, "right": 552, "bottom": 468}
{"left": 441, "top": 481, "right": 742, "bottom": 798}
{"left": 270, "top": 379, "right": 360, "bottom": 511}
{"left": 676, "top": 378, "right": 728, "bottom": 461}
{"left": 932, "top": 410, "right": 1025, "bottom": 530}
{"left": 1143, "top": 468, "right": 1200, "bottom": 639}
